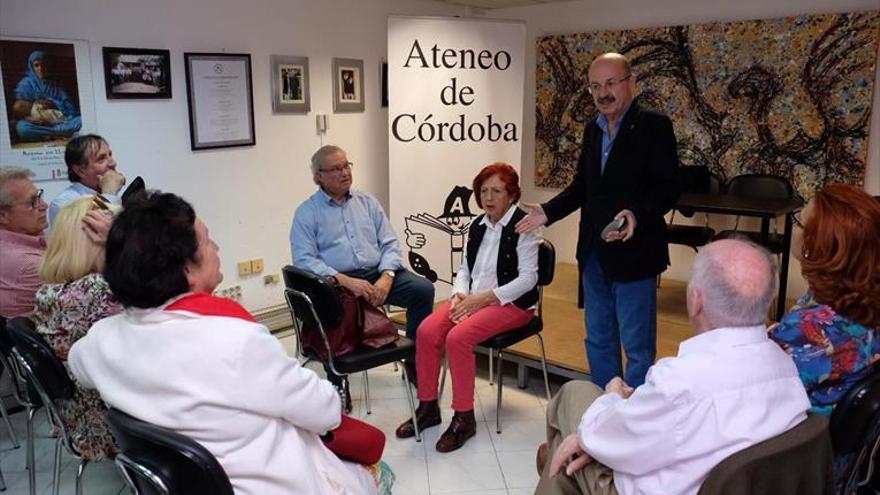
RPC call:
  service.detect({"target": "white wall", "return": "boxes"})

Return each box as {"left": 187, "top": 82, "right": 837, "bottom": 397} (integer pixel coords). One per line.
{"left": 495, "top": 0, "right": 880, "bottom": 297}
{"left": 0, "top": 0, "right": 465, "bottom": 311}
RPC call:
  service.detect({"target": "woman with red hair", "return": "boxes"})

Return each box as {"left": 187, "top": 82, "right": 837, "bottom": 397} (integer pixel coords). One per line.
{"left": 395, "top": 163, "right": 540, "bottom": 453}
{"left": 769, "top": 184, "right": 880, "bottom": 490}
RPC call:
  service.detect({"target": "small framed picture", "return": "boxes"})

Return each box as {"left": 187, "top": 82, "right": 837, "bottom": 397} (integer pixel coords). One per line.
{"left": 332, "top": 57, "right": 364, "bottom": 113}
{"left": 270, "top": 55, "right": 310, "bottom": 114}
{"left": 102, "top": 47, "right": 171, "bottom": 99}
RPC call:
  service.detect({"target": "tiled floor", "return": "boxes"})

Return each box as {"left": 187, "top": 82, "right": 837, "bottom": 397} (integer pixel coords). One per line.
{"left": 0, "top": 333, "right": 560, "bottom": 494}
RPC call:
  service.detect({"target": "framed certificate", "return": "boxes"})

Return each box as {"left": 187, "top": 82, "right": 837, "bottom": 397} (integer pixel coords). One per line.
{"left": 184, "top": 52, "right": 255, "bottom": 150}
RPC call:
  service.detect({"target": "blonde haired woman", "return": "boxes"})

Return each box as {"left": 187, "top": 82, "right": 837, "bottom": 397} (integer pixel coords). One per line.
{"left": 32, "top": 196, "right": 121, "bottom": 460}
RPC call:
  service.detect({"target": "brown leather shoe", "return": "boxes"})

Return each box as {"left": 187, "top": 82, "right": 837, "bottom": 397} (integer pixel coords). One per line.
{"left": 536, "top": 442, "right": 549, "bottom": 475}
{"left": 435, "top": 410, "right": 477, "bottom": 453}
{"left": 395, "top": 400, "right": 441, "bottom": 438}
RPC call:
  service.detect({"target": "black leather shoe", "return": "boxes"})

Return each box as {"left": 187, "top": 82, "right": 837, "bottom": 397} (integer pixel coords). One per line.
{"left": 435, "top": 410, "right": 476, "bottom": 453}
{"left": 396, "top": 400, "right": 441, "bottom": 438}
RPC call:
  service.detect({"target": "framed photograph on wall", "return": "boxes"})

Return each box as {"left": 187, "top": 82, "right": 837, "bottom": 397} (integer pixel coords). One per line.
{"left": 270, "top": 55, "right": 309, "bottom": 113}
{"left": 332, "top": 57, "right": 364, "bottom": 113}
{"left": 102, "top": 47, "right": 171, "bottom": 99}
{"left": 1, "top": 36, "right": 98, "bottom": 180}
{"left": 184, "top": 52, "right": 255, "bottom": 151}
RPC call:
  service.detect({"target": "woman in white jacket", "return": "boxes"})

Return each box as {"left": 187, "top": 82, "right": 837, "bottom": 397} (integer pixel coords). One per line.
{"left": 69, "top": 191, "right": 392, "bottom": 494}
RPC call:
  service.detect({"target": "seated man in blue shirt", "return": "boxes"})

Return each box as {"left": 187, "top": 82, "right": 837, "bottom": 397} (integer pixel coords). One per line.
{"left": 49, "top": 134, "right": 126, "bottom": 226}
{"left": 291, "top": 145, "right": 435, "bottom": 402}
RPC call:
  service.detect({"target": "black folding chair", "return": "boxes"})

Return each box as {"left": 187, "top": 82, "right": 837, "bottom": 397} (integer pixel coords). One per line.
{"left": 717, "top": 174, "right": 794, "bottom": 254}
{"left": 666, "top": 167, "right": 723, "bottom": 252}
{"left": 6, "top": 317, "right": 88, "bottom": 495}
{"left": 106, "top": 408, "right": 234, "bottom": 495}
{"left": 830, "top": 367, "right": 880, "bottom": 494}
{"left": 282, "top": 265, "right": 422, "bottom": 441}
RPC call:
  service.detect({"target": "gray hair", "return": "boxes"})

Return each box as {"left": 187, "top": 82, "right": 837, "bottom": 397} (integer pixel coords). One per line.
{"left": 310, "top": 145, "right": 344, "bottom": 185}
{"left": 0, "top": 167, "right": 34, "bottom": 208}
{"left": 689, "top": 239, "right": 779, "bottom": 328}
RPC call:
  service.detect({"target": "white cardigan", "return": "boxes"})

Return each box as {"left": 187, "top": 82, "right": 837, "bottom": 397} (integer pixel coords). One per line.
{"left": 68, "top": 294, "right": 376, "bottom": 495}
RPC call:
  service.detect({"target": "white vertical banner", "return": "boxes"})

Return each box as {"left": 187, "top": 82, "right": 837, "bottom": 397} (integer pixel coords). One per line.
{"left": 388, "top": 16, "right": 525, "bottom": 298}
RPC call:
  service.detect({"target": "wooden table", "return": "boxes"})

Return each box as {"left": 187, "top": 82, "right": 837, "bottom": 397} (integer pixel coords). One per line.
{"left": 675, "top": 192, "right": 803, "bottom": 320}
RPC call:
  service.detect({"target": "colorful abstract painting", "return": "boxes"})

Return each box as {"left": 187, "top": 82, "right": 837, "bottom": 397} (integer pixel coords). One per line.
{"left": 535, "top": 11, "right": 880, "bottom": 199}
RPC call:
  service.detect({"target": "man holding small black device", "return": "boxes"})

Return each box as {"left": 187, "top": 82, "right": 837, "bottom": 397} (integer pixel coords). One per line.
{"left": 517, "top": 52, "right": 679, "bottom": 388}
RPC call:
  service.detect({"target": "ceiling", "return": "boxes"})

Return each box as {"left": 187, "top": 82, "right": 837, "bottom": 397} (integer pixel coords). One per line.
{"left": 432, "top": 0, "right": 573, "bottom": 10}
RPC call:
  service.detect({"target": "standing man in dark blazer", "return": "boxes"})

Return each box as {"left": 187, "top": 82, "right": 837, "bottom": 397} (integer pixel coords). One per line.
{"left": 517, "top": 52, "right": 679, "bottom": 388}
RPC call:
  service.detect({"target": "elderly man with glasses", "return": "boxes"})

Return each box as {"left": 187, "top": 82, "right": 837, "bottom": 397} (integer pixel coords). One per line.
{"left": 517, "top": 52, "right": 680, "bottom": 388}
{"left": 0, "top": 166, "right": 49, "bottom": 317}
{"left": 290, "top": 145, "right": 435, "bottom": 410}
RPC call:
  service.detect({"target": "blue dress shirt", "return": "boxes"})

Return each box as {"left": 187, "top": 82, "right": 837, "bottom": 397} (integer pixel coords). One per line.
{"left": 290, "top": 189, "right": 403, "bottom": 277}
{"left": 49, "top": 182, "right": 121, "bottom": 226}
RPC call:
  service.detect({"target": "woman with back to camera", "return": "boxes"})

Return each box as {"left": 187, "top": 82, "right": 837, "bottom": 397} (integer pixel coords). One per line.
{"left": 769, "top": 183, "right": 880, "bottom": 491}
{"left": 33, "top": 195, "right": 120, "bottom": 461}
{"left": 396, "top": 163, "right": 540, "bottom": 453}
{"left": 67, "top": 191, "right": 393, "bottom": 494}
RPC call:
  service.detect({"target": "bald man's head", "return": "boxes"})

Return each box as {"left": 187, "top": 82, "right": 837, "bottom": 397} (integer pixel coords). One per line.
{"left": 589, "top": 52, "right": 632, "bottom": 75}
{"left": 687, "top": 239, "right": 778, "bottom": 331}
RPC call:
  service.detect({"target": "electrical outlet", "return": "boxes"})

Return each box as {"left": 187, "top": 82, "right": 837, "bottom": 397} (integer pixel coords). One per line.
{"left": 263, "top": 273, "right": 280, "bottom": 285}
{"left": 251, "top": 258, "right": 264, "bottom": 273}
{"left": 215, "top": 285, "right": 242, "bottom": 300}
{"left": 238, "top": 261, "right": 252, "bottom": 276}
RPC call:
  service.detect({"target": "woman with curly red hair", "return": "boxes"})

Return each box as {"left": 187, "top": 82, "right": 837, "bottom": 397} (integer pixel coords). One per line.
{"left": 395, "top": 163, "right": 540, "bottom": 453}
{"left": 769, "top": 183, "right": 880, "bottom": 489}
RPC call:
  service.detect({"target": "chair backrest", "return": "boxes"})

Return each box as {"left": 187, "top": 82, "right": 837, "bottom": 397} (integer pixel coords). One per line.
{"left": 726, "top": 174, "right": 793, "bottom": 200}
{"left": 697, "top": 414, "right": 833, "bottom": 495}
{"left": 6, "top": 316, "right": 75, "bottom": 401}
{"left": 0, "top": 315, "right": 14, "bottom": 358}
{"left": 830, "top": 366, "right": 880, "bottom": 454}
{"left": 708, "top": 173, "right": 723, "bottom": 194}
{"left": 679, "top": 166, "right": 713, "bottom": 194}
{"left": 282, "top": 265, "right": 342, "bottom": 329}
{"left": 536, "top": 239, "right": 556, "bottom": 287}
{"left": 106, "top": 408, "right": 234, "bottom": 495}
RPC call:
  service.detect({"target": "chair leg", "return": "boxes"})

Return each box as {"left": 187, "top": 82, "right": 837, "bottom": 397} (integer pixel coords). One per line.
{"left": 536, "top": 333, "right": 551, "bottom": 402}
{"left": 489, "top": 350, "right": 494, "bottom": 385}
{"left": 363, "top": 371, "right": 371, "bottom": 415}
{"left": 52, "top": 437, "right": 63, "bottom": 495}
{"left": 400, "top": 361, "right": 421, "bottom": 442}
{"left": 438, "top": 355, "right": 447, "bottom": 401}
{"left": 0, "top": 394, "right": 19, "bottom": 448}
{"left": 26, "top": 406, "right": 36, "bottom": 495}
{"left": 0, "top": 461, "right": 6, "bottom": 491}
{"left": 495, "top": 350, "right": 504, "bottom": 434}
{"left": 74, "top": 458, "right": 88, "bottom": 495}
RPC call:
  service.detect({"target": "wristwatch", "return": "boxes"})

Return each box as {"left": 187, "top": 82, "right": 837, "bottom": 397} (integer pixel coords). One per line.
{"left": 383, "top": 270, "right": 396, "bottom": 279}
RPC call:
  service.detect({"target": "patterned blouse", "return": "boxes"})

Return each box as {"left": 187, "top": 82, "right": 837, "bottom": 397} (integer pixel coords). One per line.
{"left": 770, "top": 293, "right": 880, "bottom": 415}
{"left": 770, "top": 293, "right": 880, "bottom": 491}
{"left": 32, "top": 273, "right": 122, "bottom": 461}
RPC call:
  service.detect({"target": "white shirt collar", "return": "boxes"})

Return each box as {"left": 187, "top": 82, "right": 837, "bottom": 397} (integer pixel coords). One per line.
{"left": 479, "top": 204, "right": 518, "bottom": 230}
{"left": 678, "top": 325, "right": 768, "bottom": 356}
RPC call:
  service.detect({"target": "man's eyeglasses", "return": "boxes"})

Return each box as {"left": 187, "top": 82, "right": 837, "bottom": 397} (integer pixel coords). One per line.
{"left": 5, "top": 189, "right": 45, "bottom": 210}
{"left": 792, "top": 208, "right": 804, "bottom": 228}
{"left": 588, "top": 74, "right": 632, "bottom": 95}
{"left": 320, "top": 161, "right": 353, "bottom": 175}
